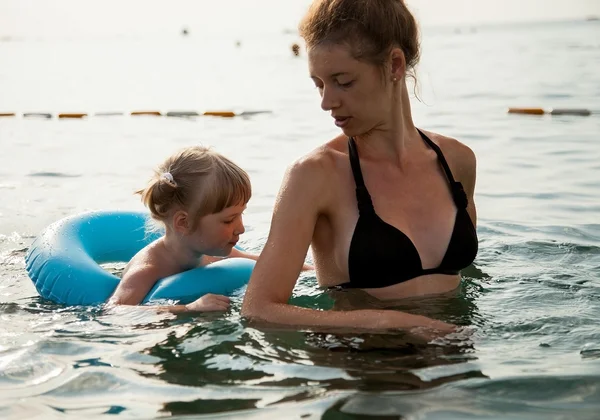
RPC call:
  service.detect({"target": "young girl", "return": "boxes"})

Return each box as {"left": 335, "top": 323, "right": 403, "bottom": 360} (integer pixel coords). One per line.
{"left": 109, "top": 145, "right": 257, "bottom": 313}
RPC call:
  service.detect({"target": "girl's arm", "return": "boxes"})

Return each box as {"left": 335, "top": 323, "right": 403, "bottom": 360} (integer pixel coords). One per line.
{"left": 202, "top": 245, "right": 315, "bottom": 271}
{"left": 108, "top": 266, "right": 229, "bottom": 313}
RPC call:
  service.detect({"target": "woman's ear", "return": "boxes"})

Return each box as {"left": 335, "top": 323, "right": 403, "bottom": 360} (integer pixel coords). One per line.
{"left": 173, "top": 210, "right": 190, "bottom": 234}
{"left": 390, "top": 48, "right": 406, "bottom": 82}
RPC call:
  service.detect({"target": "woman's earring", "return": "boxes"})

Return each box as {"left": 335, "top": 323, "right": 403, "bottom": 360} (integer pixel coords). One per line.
{"left": 393, "top": 77, "right": 397, "bottom": 83}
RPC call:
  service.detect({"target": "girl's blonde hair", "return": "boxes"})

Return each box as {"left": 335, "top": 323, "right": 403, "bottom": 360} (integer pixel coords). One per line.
{"left": 137, "top": 146, "right": 251, "bottom": 230}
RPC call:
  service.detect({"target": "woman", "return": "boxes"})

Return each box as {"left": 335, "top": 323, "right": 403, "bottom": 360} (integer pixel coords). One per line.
{"left": 242, "top": 0, "right": 478, "bottom": 336}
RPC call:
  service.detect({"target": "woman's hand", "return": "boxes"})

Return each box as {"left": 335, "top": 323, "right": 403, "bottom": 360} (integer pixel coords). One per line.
{"left": 407, "top": 319, "right": 458, "bottom": 342}
{"left": 185, "top": 293, "right": 230, "bottom": 312}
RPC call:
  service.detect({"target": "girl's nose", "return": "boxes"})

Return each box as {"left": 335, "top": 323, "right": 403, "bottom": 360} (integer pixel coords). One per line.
{"left": 234, "top": 217, "right": 245, "bottom": 235}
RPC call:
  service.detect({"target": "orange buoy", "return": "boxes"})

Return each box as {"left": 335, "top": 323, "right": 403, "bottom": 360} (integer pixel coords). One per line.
{"left": 58, "top": 113, "right": 87, "bottom": 119}
{"left": 508, "top": 108, "right": 545, "bottom": 115}
{"left": 0, "top": 112, "right": 16, "bottom": 117}
{"left": 203, "top": 111, "right": 236, "bottom": 118}
{"left": 131, "top": 111, "right": 162, "bottom": 116}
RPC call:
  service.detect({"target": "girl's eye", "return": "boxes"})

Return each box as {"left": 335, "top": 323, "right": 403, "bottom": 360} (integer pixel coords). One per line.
{"left": 338, "top": 80, "right": 354, "bottom": 88}
{"left": 224, "top": 214, "right": 243, "bottom": 224}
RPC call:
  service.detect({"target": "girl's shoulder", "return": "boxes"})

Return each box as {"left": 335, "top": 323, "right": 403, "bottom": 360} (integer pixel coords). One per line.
{"left": 122, "top": 239, "right": 173, "bottom": 281}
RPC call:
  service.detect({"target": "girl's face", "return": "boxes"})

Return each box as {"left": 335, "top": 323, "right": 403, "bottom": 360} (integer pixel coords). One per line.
{"left": 188, "top": 203, "right": 247, "bottom": 257}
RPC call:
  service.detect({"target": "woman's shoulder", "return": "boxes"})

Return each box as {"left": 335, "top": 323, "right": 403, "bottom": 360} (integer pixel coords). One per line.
{"left": 421, "top": 130, "right": 476, "bottom": 182}
{"left": 277, "top": 135, "right": 349, "bottom": 212}
{"left": 286, "top": 134, "right": 349, "bottom": 182}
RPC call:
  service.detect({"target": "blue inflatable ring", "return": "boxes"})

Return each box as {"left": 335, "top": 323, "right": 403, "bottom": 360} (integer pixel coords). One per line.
{"left": 24, "top": 211, "right": 256, "bottom": 306}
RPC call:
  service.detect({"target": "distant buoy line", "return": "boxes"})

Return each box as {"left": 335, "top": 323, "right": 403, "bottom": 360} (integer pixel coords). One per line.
{"left": 508, "top": 108, "right": 594, "bottom": 117}
{"left": 0, "top": 110, "right": 272, "bottom": 119}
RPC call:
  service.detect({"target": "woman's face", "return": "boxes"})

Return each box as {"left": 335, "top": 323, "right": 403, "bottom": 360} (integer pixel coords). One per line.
{"left": 308, "top": 43, "right": 392, "bottom": 137}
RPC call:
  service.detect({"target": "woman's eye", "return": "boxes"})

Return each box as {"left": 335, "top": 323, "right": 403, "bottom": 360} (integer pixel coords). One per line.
{"left": 338, "top": 80, "right": 354, "bottom": 88}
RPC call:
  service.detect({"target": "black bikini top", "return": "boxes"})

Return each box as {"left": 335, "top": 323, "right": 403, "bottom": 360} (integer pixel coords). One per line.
{"left": 342, "top": 129, "right": 478, "bottom": 289}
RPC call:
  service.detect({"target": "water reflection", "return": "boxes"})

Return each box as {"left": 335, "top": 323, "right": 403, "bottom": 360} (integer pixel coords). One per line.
{"left": 139, "top": 276, "right": 487, "bottom": 416}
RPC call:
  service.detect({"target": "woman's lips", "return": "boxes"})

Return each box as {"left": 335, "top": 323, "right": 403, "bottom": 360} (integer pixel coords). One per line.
{"left": 334, "top": 116, "right": 350, "bottom": 127}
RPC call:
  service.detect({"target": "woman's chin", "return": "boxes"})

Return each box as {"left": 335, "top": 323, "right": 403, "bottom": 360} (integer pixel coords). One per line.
{"left": 339, "top": 124, "right": 363, "bottom": 138}
{"left": 339, "top": 127, "right": 354, "bottom": 137}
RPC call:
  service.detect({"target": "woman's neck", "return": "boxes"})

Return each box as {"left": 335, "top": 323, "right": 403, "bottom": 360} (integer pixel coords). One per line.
{"left": 354, "top": 81, "right": 419, "bottom": 167}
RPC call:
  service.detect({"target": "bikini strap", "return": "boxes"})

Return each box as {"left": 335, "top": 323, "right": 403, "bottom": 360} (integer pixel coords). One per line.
{"left": 348, "top": 137, "right": 374, "bottom": 215}
{"left": 417, "top": 129, "right": 469, "bottom": 209}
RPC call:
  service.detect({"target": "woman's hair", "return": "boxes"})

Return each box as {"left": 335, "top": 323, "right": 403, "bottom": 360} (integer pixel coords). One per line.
{"left": 299, "top": 0, "right": 420, "bottom": 82}
{"left": 137, "top": 146, "right": 251, "bottom": 229}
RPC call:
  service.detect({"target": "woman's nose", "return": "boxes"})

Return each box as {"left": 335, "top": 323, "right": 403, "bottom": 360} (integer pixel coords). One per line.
{"left": 320, "top": 85, "right": 340, "bottom": 111}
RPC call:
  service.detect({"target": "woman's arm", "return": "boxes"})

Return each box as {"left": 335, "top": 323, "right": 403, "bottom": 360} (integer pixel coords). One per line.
{"left": 426, "top": 131, "right": 478, "bottom": 228}
{"left": 456, "top": 143, "right": 478, "bottom": 228}
{"left": 241, "top": 156, "right": 456, "bottom": 335}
